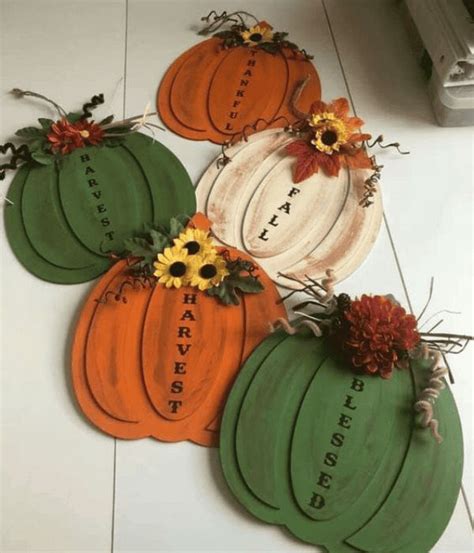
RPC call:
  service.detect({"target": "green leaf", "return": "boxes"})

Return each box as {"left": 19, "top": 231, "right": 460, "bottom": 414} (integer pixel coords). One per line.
{"left": 38, "top": 118, "right": 54, "bottom": 130}
{"left": 228, "top": 275, "right": 264, "bottom": 294}
{"left": 27, "top": 138, "right": 46, "bottom": 153}
{"left": 259, "top": 43, "right": 278, "bottom": 54}
{"left": 207, "top": 275, "right": 264, "bottom": 305}
{"left": 31, "top": 151, "right": 54, "bottom": 165}
{"left": 123, "top": 236, "right": 154, "bottom": 259}
{"left": 99, "top": 114, "right": 114, "bottom": 125}
{"left": 66, "top": 112, "right": 83, "bottom": 123}
{"left": 15, "top": 126, "right": 45, "bottom": 139}
{"left": 149, "top": 228, "right": 170, "bottom": 252}
{"left": 169, "top": 216, "right": 185, "bottom": 239}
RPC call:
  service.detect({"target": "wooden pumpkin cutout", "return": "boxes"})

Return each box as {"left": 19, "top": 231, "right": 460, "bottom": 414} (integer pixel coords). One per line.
{"left": 196, "top": 128, "right": 383, "bottom": 289}
{"left": 157, "top": 13, "right": 321, "bottom": 144}
{"left": 2, "top": 92, "right": 195, "bottom": 284}
{"left": 220, "top": 330, "right": 463, "bottom": 553}
{"left": 71, "top": 213, "right": 285, "bottom": 446}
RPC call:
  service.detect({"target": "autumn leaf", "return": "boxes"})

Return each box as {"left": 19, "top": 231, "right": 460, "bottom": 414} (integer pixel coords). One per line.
{"left": 343, "top": 148, "right": 373, "bottom": 170}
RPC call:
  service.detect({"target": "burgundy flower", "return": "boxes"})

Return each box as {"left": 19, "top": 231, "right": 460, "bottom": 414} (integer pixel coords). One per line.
{"left": 341, "top": 295, "right": 420, "bottom": 378}
{"left": 47, "top": 118, "right": 104, "bottom": 155}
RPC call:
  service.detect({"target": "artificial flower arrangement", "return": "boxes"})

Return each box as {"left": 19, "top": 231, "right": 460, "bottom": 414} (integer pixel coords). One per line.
{"left": 199, "top": 11, "right": 313, "bottom": 59}
{"left": 1, "top": 89, "right": 195, "bottom": 284}
{"left": 219, "top": 269, "right": 472, "bottom": 552}
{"left": 119, "top": 214, "right": 264, "bottom": 304}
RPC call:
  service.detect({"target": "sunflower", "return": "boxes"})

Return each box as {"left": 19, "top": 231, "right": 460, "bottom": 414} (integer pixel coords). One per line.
{"left": 153, "top": 245, "right": 193, "bottom": 288}
{"left": 190, "top": 254, "right": 229, "bottom": 291}
{"left": 240, "top": 24, "right": 274, "bottom": 47}
{"left": 173, "top": 228, "right": 216, "bottom": 258}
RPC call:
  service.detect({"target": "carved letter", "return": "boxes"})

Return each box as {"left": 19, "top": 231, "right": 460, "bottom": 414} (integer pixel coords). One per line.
{"left": 88, "top": 179, "right": 98, "bottom": 187}
{"left": 242, "top": 69, "right": 252, "bottom": 77}
{"left": 232, "top": 100, "right": 241, "bottom": 108}
{"left": 317, "top": 472, "right": 332, "bottom": 490}
{"left": 268, "top": 215, "right": 279, "bottom": 227}
{"left": 308, "top": 493, "right": 325, "bottom": 510}
{"left": 229, "top": 111, "right": 238, "bottom": 119}
{"left": 183, "top": 293, "right": 197, "bottom": 304}
{"left": 168, "top": 400, "right": 182, "bottom": 414}
{"left": 324, "top": 452, "right": 338, "bottom": 467}
{"left": 277, "top": 202, "right": 291, "bottom": 214}
{"left": 240, "top": 79, "right": 249, "bottom": 87}
{"left": 92, "top": 191, "right": 102, "bottom": 199}
{"left": 258, "top": 228, "right": 269, "bottom": 241}
{"left": 171, "top": 380, "right": 183, "bottom": 394}
{"left": 97, "top": 204, "right": 107, "bottom": 214}
{"left": 181, "top": 310, "right": 196, "bottom": 322}
{"left": 338, "top": 413, "right": 352, "bottom": 430}
{"left": 174, "top": 362, "right": 187, "bottom": 375}
{"left": 177, "top": 326, "right": 191, "bottom": 338}
{"left": 101, "top": 218, "right": 110, "bottom": 227}
{"left": 288, "top": 187, "right": 301, "bottom": 198}
{"left": 330, "top": 432, "right": 345, "bottom": 447}
{"left": 344, "top": 395, "right": 357, "bottom": 411}
{"left": 105, "top": 231, "right": 115, "bottom": 241}
{"left": 225, "top": 122, "right": 233, "bottom": 131}
{"left": 351, "top": 378, "right": 365, "bottom": 392}
{"left": 80, "top": 154, "right": 90, "bottom": 163}
{"left": 85, "top": 166, "right": 95, "bottom": 175}
{"left": 236, "top": 90, "right": 245, "bottom": 98}
{"left": 177, "top": 344, "right": 192, "bottom": 356}
{"left": 247, "top": 59, "right": 257, "bottom": 67}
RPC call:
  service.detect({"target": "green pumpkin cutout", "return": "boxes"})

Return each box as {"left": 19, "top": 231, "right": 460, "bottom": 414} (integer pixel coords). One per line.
{"left": 2, "top": 90, "right": 195, "bottom": 284}
{"left": 220, "top": 286, "right": 465, "bottom": 553}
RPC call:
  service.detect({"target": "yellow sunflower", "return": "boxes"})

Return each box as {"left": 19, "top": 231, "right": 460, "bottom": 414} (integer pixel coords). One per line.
{"left": 190, "top": 254, "right": 229, "bottom": 291}
{"left": 153, "top": 245, "right": 193, "bottom": 289}
{"left": 240, "top": 24, "right": 274, "bottom": 47}
{"left": 173, "top": 228, "right": 216, "bottom": 258}
{"left": 309, "top": 112, "right": 349, "bottom": 155}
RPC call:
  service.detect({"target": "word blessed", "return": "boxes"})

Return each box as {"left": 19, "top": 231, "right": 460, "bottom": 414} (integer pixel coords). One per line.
{"left": 258, "top": 186, "right": 301, "bottom": 242}
{"left": 167, "top": 292, "right": 197, "bottom": 415}
{"left": 308, "top": 377, "right": 365, "bottom": 511}
{"left": 224, "top": 50, "right": 258, "bottom": 131}
{"left": 80, "top": 153, "right": 115, "bottom": 243}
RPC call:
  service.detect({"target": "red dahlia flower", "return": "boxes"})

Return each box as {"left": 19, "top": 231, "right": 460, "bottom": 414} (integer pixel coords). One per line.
{"left": 47, "top": 118, "right": 104, "bottom": 155}
{"left": 342, "top": 294, "right": 420, "bottom": 378}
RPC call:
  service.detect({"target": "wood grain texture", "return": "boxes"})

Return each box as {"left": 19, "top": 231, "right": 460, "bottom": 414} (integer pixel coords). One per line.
{"left": 220, "top": 331, "right": 463, "bottom": 552}
{"left": 71, "top": 216, "right": 285, "bottom": 447}
{"left": 196, "top": 129, "right": 383, "bottom": 289}
{"left": 5, "top": 133, "right": 196, "bottom": 284}
{"left": 157, "top": 37, "right": 321, "bottom": 144}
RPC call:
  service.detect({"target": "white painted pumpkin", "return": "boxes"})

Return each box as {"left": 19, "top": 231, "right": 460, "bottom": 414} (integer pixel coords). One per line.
{"left": 196, "top": 129, "right": 382, "bottom": 289}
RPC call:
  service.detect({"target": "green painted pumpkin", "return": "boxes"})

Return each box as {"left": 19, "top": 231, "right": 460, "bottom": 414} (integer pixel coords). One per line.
{"left": 4, "top": 133, "right": 195, "bottom": 283}
{"left": 220, "top": 330, "right": 463, "bottom": 553}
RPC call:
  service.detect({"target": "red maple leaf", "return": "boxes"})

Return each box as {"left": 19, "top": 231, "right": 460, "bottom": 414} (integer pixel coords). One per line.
{"left": 286, "top": 140, "right": 321, "bottom": 183}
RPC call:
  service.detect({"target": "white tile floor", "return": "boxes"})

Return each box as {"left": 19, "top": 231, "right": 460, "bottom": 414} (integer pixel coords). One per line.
{"left": 1, "top": 0, "right": 472, "bottom": 551}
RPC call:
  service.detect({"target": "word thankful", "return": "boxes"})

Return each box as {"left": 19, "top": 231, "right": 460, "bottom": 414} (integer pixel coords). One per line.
{"left": 80, "top": 153, "right": 116, "bottom": 243}
{"left": 167, "top": 292, "right": 197, "bottom": 415}
{"left": 224, "top": 50, "right": 258, "bottom": 131}
{"left": 308, "top": 377, "right": 365, "bottom": 511}
{"left": 258, "top": 186, "right": 301, "bottom": 242}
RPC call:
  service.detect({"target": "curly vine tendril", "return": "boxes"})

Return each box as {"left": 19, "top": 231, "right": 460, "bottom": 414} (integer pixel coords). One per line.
{"left": 0, "top": 143, "right": 32, "bottom": 181}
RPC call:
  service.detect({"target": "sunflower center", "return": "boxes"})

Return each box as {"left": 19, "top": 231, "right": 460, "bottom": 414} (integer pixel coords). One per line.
{"left": 184, "top": 241, "right": 200, "bottom": 255}
{"left": 321, "top": 129, "right": 338, "bottom": 146}
{"left": 169, "top": 261, "right": 187, "bottom": 277}
{"left": 199, "top": 264, "right": 217, "bottom": 279}
{"left": 79, "top": 130, "right": 90, "bottom": 138}
{"left": 249, "top": 32, "right": 263, "bottom": 42}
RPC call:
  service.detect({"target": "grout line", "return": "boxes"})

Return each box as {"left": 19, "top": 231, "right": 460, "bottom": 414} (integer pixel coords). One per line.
{"left": 111, "top": 439, "right": 117, "bottom": 553}
{"left": 321, "top": 0, "right": 414, "bottom": 312}
{"left": 122, "top": 0, "right": 129, "bottom": 119}
{"left": 322, "top": 0, "right": 473, "bottom": 522}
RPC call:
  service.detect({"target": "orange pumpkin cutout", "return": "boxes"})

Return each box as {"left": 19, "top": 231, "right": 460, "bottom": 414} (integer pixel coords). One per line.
{"left": 157, "top": 15, "right": 321, "bottom": 144}
{"left": 71, "top": 214, "right": 285, "bottom": 446}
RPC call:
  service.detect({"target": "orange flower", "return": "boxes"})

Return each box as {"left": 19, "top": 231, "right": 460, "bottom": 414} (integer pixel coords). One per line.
{"left": 286, "top": 97, "right": 373, "bottom": 183}
{"left": 47, "top": 118, "right": 104, "bottom": 155}
{"left": 341, "top": 295, "right": 420, "bottom": 379}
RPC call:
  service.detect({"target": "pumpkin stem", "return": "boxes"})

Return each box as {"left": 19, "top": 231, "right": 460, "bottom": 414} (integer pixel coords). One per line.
{"left": 198, "top": 10, "right": 259, "bottom": 35}
{"left": 289, "top": 76, "right": 311, "bottom": 121}
{"left": 10, "top": 88, "right": 68, "bottom": 118}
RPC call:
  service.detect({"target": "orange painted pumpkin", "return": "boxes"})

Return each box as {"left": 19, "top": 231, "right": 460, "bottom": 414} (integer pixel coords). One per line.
{"left": 71, "top": 214, "right": 285, "bottom": 446}
{"left": 157, "top": 19, "right": 321, "bottom": 144}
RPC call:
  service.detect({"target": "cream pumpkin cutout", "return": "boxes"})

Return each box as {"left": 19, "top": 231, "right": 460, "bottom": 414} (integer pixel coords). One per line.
{"left": 71, "top": 213, "right": 285, "bottom": 447}
{"left": 197, "top": 96, "right": 408, "bottom": 289}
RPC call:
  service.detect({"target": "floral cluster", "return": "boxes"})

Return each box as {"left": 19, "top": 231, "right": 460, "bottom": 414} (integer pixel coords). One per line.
{"left": 123, "top": 217, "right": 264, "bottom": 305}
{"left": 47, "top": 118, "right": 104, "bottom": 155}
{"left": 286, "top": 97, "right": 373, "bottom": 183}
{"left": 339, "top": 294, "right": 420, "bottom": 379}
{"left": 153, "top": 228, "right": 229, "bottom": 291}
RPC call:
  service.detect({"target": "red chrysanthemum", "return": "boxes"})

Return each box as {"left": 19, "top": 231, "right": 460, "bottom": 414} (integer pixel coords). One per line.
{"left": 341, "top": 295, "right": 420, "bottom": 379}
{"left": 47, "top": 118, "right": 104, "bottom": 155}
{"left": 286, "top": 97, "right": 373, "bottom": 183}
